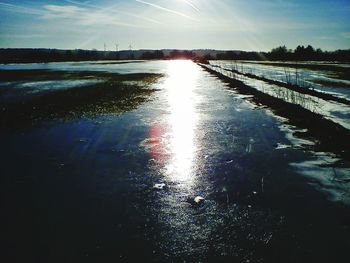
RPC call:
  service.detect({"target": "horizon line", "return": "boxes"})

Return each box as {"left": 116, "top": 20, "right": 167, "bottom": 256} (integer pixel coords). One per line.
{"left": 0, "top": 46, "right": 349, "bottom": 52}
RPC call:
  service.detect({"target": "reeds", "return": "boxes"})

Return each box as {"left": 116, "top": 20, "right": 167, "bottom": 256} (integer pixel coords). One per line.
{"left": 208, "top": 61, "right": 350, "bottom": 106}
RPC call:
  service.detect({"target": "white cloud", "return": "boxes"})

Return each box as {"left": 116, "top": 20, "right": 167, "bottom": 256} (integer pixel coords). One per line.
{"left": 0, "top": 2, "right": 155, "bottom": 28}
{"left": 41, "top": 4, "right": 142, "bottom": 28}
{"left": 63, "top": 0, "right": 161, "bottom": 24}
{"left": 42, "top": 5, "right": 85, "bottom": 19}
{"left": 44, "top": 5, "right": 84, "bottom": 14}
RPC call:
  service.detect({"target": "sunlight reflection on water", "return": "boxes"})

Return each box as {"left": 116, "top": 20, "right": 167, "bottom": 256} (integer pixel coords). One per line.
{"left": 165, "top": 60, "right": 200, "bottom": 185}
{"left": 146, "top": 60, "right": 200, "bottom": 187}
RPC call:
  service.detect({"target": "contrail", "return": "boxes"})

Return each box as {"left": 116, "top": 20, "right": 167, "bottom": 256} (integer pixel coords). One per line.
{"left": 64, "top": 0, "right": 161, "bottom": 24}
{"left": 135, "top": 0, "right": 197, "bottom": 21}
{"left": 184, "top": 0, "right": 199, "bottom": 12}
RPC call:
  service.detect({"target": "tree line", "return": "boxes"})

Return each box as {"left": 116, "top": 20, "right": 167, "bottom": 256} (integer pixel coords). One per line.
{"left": 214, "top": 45, "right": 350, "bottom": 62}
{"left": 0, "top": 45, "right": 349, "bottom": 63}
{"left": 0, "top": 49, "right": 121, "bottom": 63}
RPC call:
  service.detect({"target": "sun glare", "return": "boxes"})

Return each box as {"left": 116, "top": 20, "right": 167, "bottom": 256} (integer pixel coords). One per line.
{"left": 165, "top": 60, "right": 199, "bottom": 184}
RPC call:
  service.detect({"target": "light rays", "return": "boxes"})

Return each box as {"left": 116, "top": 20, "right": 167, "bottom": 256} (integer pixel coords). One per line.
{"left": 135, "top": 0, "right": 198, "bottom": 21}
{"left": 183, "top": 0, "right": 199, "bottom": 12}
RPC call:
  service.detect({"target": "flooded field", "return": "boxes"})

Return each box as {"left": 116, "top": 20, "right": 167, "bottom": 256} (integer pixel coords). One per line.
{"left": 205, "top": 62, "right": 350, "bottom": 132}
{"left": 1, "top": 60, "right": 350, "bottom": 262}
{"left": 210, "top": 60, "right": 350, "bottom": 101}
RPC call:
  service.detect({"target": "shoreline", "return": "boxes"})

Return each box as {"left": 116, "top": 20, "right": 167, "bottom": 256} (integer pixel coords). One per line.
{"left": 199, "top": 63, "right": 350, "bottom": 161}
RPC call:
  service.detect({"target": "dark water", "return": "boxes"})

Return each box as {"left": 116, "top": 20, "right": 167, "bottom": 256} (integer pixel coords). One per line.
{"left": 1, "top": 61, "right": 350, "bottom": 262}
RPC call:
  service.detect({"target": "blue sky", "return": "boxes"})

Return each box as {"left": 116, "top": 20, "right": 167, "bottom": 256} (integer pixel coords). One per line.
{"left": 0, "top": 0, "right": 349, "bottom": 51}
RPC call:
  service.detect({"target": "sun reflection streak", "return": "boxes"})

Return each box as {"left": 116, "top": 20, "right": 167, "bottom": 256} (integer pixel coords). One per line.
{"left": 165, "top": 60, "right": 199, "bottom": 184}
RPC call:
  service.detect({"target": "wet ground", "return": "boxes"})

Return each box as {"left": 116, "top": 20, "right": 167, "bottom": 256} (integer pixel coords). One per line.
{"left": 210, "top": 60, "right": 350, "bottom": 101}
{"left": 1, "top": 60, "right": 350, "bottom": 262}
{"left": 204, "top": 63, "right": 350, "bottom": 132}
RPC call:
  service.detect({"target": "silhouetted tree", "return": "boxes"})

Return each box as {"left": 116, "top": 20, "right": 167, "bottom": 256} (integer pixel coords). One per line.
{"left": 270, "top": 45, "right": 289, "bottom": 60}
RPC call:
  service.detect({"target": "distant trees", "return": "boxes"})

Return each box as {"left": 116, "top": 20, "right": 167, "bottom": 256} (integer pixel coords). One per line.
{"left": 0, "top": 48, "right": 124, "bottom": 63}
{"left": 266, "top": 45, "right": 350, "bottom": 61}
{"left": 0, "top": 45, "right": 349, "bottom": 63}
{"left": 293, "top": 45, "right": 315, "bottom": 60}
{"left": 212, "top": 45, "right": 350, "bottom": 62}
{"left": 215, "top": 51, "right": 268, "bottom": 60}
{"left": 140, "top": 50, "right": 164, "bottom": 60}
{"left": 269, "top": 45, "right": 292, "bottom": 60}
{"left": 168, "top": 50, "right": 196, "bottom": 59}
{"left": 203, "top": 54, "right": 213, "bottom": 60}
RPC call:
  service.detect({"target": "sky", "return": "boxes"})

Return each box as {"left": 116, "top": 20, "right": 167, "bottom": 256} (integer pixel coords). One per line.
{"left": 0, "top": 0, "right": 349, "bottom": 51}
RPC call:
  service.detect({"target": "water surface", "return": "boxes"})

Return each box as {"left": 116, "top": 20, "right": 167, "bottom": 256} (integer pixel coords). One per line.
{"left": 1, "top": 60, "right": 350, "bottom": 262}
